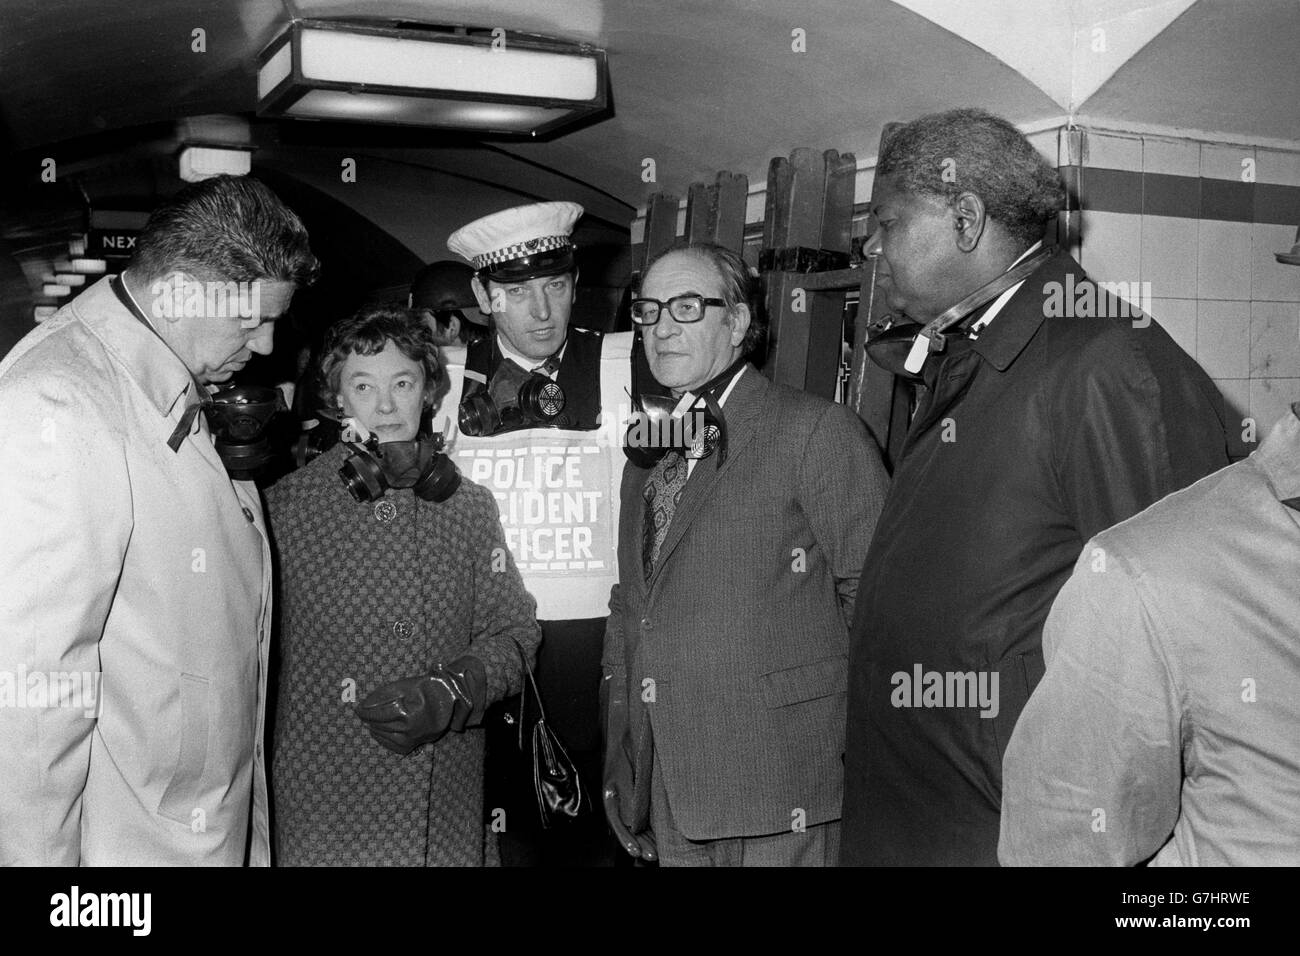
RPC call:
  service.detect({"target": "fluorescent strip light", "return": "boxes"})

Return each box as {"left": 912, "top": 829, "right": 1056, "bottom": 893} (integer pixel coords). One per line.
{"left": 34, "top": 306, "right": 59, "bottom": 323}
{"left": 68, "top": 236, "right": 87, "bottom": 256}
{"left": 285, "top": 91, "right": 576, "bottom": 130}
{"left": 44, "top": 284, "right": 71, "bottom": 296}
{"left": 257, "top": 20, "right": 607, "bottom": 137}
{"left": 71, "top": 258, "right": 108, "bottom": 274}
{"left": 179, "top": 146, "right": 252, "bottom": 182}
{"left": 55, "top": 273, "right": 86, "bottom": 286}
{"left": 258, "top": 41, "right": 294, "bottom": 100}
{"left": 298, "top": 28, "right": 597, "bottom": 101}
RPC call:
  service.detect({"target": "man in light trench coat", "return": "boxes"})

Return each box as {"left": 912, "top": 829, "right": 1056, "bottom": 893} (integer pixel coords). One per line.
{"left": 0, "top": 175, "right": 318, "bottom": 865}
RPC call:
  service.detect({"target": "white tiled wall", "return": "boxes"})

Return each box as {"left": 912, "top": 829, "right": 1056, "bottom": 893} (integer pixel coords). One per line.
{"left": 1081, "top": 129, "right": 1300, "bottom": 454}
{"left": 1197, "top": 220, "right": 1252, "bottom": 300}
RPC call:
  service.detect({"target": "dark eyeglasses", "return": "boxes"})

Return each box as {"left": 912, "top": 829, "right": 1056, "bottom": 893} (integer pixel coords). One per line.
{"left": 630, "top": 294, "right": 727, "bottom": 326}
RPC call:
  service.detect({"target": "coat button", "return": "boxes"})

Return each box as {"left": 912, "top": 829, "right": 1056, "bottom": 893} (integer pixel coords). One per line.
{"left": 392, "top": 619, "right": 416, "bottom": 639}
{"left": 374, "top": 500, "right": 397, "bottom": 523}
{"left": 242, "top": 506, "right": 255, "bottom": 523}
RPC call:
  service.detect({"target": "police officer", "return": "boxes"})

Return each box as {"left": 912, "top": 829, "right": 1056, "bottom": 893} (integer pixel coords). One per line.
{"left": 446, "top": 201, "right": 632, "bottom": 866}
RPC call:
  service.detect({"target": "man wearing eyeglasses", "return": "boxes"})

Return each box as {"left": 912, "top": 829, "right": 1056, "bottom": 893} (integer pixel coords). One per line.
{"left": 600, "top": 241, "right": 888, "bottom": 866}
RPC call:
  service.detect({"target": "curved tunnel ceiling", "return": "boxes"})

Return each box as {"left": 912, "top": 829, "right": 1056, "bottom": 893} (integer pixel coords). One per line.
{"left": 2, "top": 0, "right": 1298, "bottom": 298}
{"left": 6, "top": 1, "right": 1297, "bottom": 204}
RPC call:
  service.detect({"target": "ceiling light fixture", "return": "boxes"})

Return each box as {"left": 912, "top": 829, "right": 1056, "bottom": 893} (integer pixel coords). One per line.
{"left": 256, "top": 19, "right": 607, "bottom": 137}
{"left": 179, "top": 146, "right": 253, "bottom": 182}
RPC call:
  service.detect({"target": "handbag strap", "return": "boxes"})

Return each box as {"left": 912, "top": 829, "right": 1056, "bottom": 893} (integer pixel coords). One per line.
{"left": 509, "top": 636, "right": 547, "bottom": 750}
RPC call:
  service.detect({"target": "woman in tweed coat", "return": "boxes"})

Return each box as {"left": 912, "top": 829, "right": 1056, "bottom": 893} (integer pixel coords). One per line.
{"left": 267, "top": 306, "right": 541, "bottom": 866}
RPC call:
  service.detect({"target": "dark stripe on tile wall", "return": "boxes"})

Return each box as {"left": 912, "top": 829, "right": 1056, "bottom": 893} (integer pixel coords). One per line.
{"left": 1060, "top": 164, "right": 1300, "bottom": 225}
{"left": 1257, "top": 183, "right": 1300, "bottom": 225}
{"left": 1143, "top": 173, "right": 1201, "bottom": 218}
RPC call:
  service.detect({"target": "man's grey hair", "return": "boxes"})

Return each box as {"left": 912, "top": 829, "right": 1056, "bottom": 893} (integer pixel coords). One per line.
{"left": 130, "top": 175, "right": 319, "bottom": 287}
{"left": 643, "top": 241, "right": 766, "bottom": 356}
{"left": 878, "top": 108, "right": 1066, "bottom": 248}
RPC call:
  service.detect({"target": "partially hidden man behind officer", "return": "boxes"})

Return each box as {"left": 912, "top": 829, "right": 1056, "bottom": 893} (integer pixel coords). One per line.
{"left": 602, "top": 242, "right": 888, "bottom": 866}
{"left": 840, "top": 108, "right": 1230, "bottom": 866}
{"left": 409, "top": 258, "right": 488, "bottom": 349}
{"left": 0, "top": 175, "right": 318, "bottom": 865}
{"left": 443, "top": 202, "right": 633, "bottom": 865}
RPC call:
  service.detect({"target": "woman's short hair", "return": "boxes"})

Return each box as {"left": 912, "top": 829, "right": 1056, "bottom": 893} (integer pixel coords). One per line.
{"left": 642, "top": 241, "right": 766, "bottom": 356}
{"left": 877, "top": 108, "right": 1066, "bottom": 248}
{"left": 317, "top": 306, "right": 444, "bottom": 412}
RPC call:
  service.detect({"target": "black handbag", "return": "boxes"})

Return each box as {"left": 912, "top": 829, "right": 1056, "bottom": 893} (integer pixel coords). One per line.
{"left": 509, "top": 638, "right": 589, "bottom": 828}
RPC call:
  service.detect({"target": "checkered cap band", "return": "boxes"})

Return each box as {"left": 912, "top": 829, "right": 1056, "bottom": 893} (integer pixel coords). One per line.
{"left": 474, "top": 235, "right": 572, "bottom": 271}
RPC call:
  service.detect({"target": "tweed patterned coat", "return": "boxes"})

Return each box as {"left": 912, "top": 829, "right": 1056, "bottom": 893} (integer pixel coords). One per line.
{"left": 266, "top": 443, "right": 541, "bottom": 866}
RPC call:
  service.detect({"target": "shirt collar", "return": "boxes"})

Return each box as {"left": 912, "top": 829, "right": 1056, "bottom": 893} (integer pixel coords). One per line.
{"left": 968, "top": 240, "right": 1043, "bottom": 335}
{"left": 677, "top": 362, "right": 747, "bottom": 410}
{"left": 496, "top": 333, "right": 566, "bottom": 378}
{"left": 714, "top": 363, "right": 746, "bottom": 408}
{"left": 969, "top": 246, "right": 1071, "bottom": 373}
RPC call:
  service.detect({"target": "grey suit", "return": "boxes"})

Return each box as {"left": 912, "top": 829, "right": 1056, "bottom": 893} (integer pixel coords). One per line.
{"left": 603, "top": 367, "right": 888, "bottom": 846}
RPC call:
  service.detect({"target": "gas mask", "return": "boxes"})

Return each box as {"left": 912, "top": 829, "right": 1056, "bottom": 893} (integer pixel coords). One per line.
{"left": 866, "top": 246, "right": 1053, "bottom": 383}
{"left": 458, "top": 342, "right": 566, "bottom": 437}
{"left": 624, "top": 392, "right": 724, "bottom": 469}
{"left": 338, "top": 419, "right": 462, "bottom": 503}
{"left": 459, "top": 370, "right": 566, "bottom": 437}
{"left": 623, "top": 333, "right": 746, "bottom": 469}
{"left": 203, "top": 384, "right": 286, "bottom": 480}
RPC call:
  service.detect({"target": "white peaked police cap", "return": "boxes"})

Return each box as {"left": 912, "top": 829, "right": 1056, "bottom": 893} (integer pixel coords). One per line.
{"left": 447, "top": 201, "right": 583, "bottom": 282}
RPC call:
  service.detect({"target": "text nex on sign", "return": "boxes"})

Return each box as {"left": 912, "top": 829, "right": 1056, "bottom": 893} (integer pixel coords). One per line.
{"left": 91, "top": 231, "right": 139, "bottom": 258}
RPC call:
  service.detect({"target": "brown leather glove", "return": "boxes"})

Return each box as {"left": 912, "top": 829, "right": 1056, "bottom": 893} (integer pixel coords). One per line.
{"left": 356, "top": 655, "right": 487, "bottom": 755}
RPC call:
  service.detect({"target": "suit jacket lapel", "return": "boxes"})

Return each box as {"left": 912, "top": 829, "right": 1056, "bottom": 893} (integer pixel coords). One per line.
{"left": 647, "top": 367, "right": 769, "bottom": 587}
{"left": 628, "top": 460, "right": 653, "bottom": 599}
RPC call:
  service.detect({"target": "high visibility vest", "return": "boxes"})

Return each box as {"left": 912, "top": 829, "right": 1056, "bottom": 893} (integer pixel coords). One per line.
{"left": 440, "top": 330, "right": 634, "bottom": 620}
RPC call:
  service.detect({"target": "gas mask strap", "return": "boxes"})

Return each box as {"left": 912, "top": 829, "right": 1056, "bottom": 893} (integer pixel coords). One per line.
{"left": 679, "top": 355, "right": 748, "bottom": 467}
{"left": 166, "top": 387, "right": 213, "bottom": 452}
{"left": 903, "top": 246, "right": 1054, "bottom": 373}
{"left": 699, "top": 390, "right": 728, "bottom": 466}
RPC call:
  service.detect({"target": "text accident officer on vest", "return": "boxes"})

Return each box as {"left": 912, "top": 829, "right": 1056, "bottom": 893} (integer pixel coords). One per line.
{"left": 446, "top": 201, "right": 631, "bottom": 864}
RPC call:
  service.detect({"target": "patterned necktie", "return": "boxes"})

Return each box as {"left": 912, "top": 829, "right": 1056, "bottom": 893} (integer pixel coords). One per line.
{"left": 642, "top": 451, "right": 688, "bottom": 580}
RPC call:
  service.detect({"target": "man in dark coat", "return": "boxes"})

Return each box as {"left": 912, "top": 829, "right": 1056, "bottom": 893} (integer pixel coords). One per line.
{"left": 840, "top": 108, "right": 1229, "bottom": 866}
